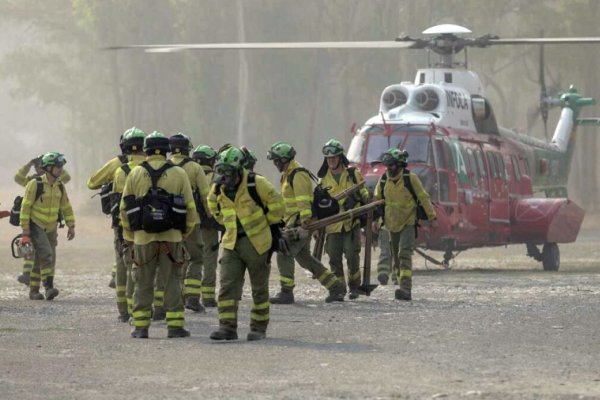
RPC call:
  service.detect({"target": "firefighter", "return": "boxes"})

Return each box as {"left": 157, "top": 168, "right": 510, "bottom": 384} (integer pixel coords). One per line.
{"left": 373, "top": 148, "right": 437, "bottom": 301}
{"left": 317, "top": 139, "right": 369, "bottom": 299}
{"left": 191, "top": 145, "right": 220, "bottom": 307}
{"left": 207, "top": 147, "right": 284, "bottom": 341}
{"left": 20, "top": 152, "right": 75, "bottom": 300}
{"left": 14, "top": 155, "right": 71, "bottom": 286}
{"left": 87, "top": 130, "right": 133, "bottom": 288}
{"left": 111, "top": 128, "right": 147, "bottom": 322}
{"left": 267, "top": 141, "right": 346, "bottom": 304}
{"left": 169, "top": 133, "right": 210, "bottom": 313}
{"left": 120, "top": 132, "right": 198, "bottom": 338}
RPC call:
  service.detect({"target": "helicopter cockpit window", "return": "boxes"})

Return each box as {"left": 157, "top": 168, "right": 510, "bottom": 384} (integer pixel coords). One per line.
{"left": 361, "top": 125, "right": 427, "bottom": 163}
{"left": 403, "top": 135, "right": 431, "bottom": 164}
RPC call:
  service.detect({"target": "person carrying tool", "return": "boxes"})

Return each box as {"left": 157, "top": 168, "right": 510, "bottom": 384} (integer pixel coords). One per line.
{"left": 14, "top": 155, "right": 71, "bottom": 286}
{"left": 317, "top": 139, "right": 369, "bottom": 300}
{"left": 267, "top": 141, "right": 346, "bottom": 304}
{"left": 20, "top": 152, "right": 75, "bottom": 300}
{"left": 373, "top": 148, "right": 437, "bottom": 301}
{"left": 207, "top": 146, "right": 284, "bottom": 341}
{"left": 120, "top": 132, "right": 198, "bottom": 339}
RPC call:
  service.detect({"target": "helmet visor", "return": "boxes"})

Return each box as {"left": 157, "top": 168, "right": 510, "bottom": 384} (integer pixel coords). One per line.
{"left": 215, "top": 164, "right": 237, "bottom": 177}
{"left": 381, "top": 153, "right": 397, "bottom": 166}
{"left": 322, "top": 145, "right": 341, "bottom": 157}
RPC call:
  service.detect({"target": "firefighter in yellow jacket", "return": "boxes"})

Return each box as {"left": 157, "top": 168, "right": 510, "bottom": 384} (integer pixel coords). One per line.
{"left": 111, "top": 128, "right": 147, "bottom": 322}
{"left": 373, "top": 148, "right": 437, "bottom": 301}
{"left": 317, "top": 139, "right": 369, "bottom": 300}
{"left": 87, "top": 130, "right": 132, "bottom": 289}
{"left": 267, "top": 141, "right": 346, "bottom": 304}
{"left": 14, "top": 155, "right": 71, "bottom": 286}
{"left": 207, "top": 147, "right": 284, "bottom": 341}
{"left": 169, "top": 133, "right": 210, "bottom": 313}
{"left": 20, "top": 152, "right": 75, "bottom": 300}
{"left": 191, "top": 145, "right": 220, "bottom": 307}
{"left": 120, "top": 132, "right": 198, "bottom": 338}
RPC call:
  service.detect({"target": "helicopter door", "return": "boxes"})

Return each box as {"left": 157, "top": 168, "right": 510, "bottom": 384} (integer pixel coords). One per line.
{"left": 486, "top": 151, "right": 510, "bottom": 224}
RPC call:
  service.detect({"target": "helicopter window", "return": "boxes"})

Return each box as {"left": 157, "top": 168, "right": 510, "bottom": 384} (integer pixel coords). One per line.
{"left": 444, "top": 72, "right": 452, "bottom": 83}
{"left": 522, "top": 158, "right": 531, "bottom": 176}
{"left": 511, "top": 156, "right": 522, "bottom": 181}
{"left": 347, "top": 134, "right": 366, "bottom": 164}
{"left": 486, "top": 152, "right": 498, "bottom": 178}
{"left": 466, "top": 149, "right": 479, "bottom": 187}
{"left": 419, "top": 72, "right": 425, "bottom": 84}
{"left": 495, "top": 154, "right": 507, "bottom": 181}
{"left": 403, "top": 135, "right": 431, "bottom": 164}
{"left": 475, "top": 150, "right": 487, "bottom": 178}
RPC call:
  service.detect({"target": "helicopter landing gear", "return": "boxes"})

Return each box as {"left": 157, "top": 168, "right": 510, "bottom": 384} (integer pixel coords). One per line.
{"left": 526, "top": 242, "right": 560, "bottom": 271}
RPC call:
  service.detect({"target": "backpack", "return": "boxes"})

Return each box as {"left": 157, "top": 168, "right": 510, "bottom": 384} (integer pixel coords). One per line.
{"left": 123, "top": 161, "right": 187, "bottom": 233}
{"left": 108, "top": 163, "right": 132, "bottom": 228}
{"left": 99, "top": 155, "right": 128, "bottom": 215}
{"left": 287, "top": 167, "right": 339, "bottom": 220}
{"left": 378, "top": 169, "right": 428, "bottom": 228}
{"left": 10, "top": 177, "right": 65, "bottom": 227}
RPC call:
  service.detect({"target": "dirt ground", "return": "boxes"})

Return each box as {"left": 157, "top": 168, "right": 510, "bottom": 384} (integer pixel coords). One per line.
{"left": 1, "top": 215, "right": 600, "bottom": 400}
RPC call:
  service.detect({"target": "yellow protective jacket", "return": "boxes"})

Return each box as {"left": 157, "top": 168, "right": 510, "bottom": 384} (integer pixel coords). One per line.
{"left": 201, "top": 165, "right": 215, "bottom": 185}
{"left": 119, "top": 155, "right": 198, "bottom": 245}
{"left": 87, "top": 155, "right": 129, "bottom": 190}
{"left": 207, "top": 169, "right": 284, "bottom": 255}
{"left": 170, "top": 154, "right": 210, "bottom": 215}
{"left": 15, "top": 163, "right": 71, "bottom": 187}
{"left": 113, "top": 154, "right": 146, "bottom": 242}
{"left": 20, "top": 174, "right": 75, "bottom": 233}
{"left": 281, "top": 160, "right": 314, "bottom": 227}
{"left": 374, "top": 169, "right": 436, "bottom": 233}
{"left": 319, "top": 167, "right": 369, "bottom": 234}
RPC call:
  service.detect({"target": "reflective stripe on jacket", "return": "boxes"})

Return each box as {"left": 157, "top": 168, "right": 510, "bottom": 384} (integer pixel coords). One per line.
{"left": 207, "top": 169, "right": 283, "bottom": 255}
{"left": 374, "top": 170, "right": 436, "bottom": 233}
{"left": 281, "top": 160, "right": 313, "bottom": 226}
{"left": 20, "top": 175, "right": 75, "bottom": 232}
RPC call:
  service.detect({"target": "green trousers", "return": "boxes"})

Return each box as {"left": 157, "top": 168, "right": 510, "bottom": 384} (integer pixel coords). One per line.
{"left": 390, "top": 226, "right": 415, "bottom": 291}
{"left": 183, "top": 225, "right": 204, "bottom": 299}
{"left": 122, "top": 242, "right": 135, "bottom": 315}
{"left": 325, "top": 225, "right": 362, "bottom": 290}
{"left": 131, "top": 241, "right": 186, "bottom": 329}
{"left": 376, "top": 228, "right": 395, "bottom": 278}
{"left": 114, "top": 227, "right": 128, "bottom": 317}
{"left": 218, "top": 236, "right": 270, "bottom": 333}
{"left": 30, "top": 223, "right": 57, "bottom": 289}
{"left": 200, "top": 227, "right": 219, "bottom": 303}
{"left": 275, "top": 236, "right": 340, "bottom": 292}
{"left": 22, "top": 258, "right": 34, "bottom": 276}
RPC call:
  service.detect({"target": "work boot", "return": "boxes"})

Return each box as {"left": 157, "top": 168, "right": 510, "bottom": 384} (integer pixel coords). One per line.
{"left": 202, "top": 299, "right": 217, "bottom": 308}
{"left": 325, "top": 283, "right": 346, "bottom": 303}
{"left": 184, "top": 296, "right": 205, "bottom": 313}
{"left": 17, "top": 273, "right": 30, "bottom": 286}
{"left": 167, "top": 328, "right": 191, "bottom": 338}
{"left": 29, "top": 288, "right": 44, "bottom": 300}
{"left": 270, "top": 289, "right": 294, "bottom": 304}
{"left": 152, "top": 307, "right": 166, "bottom": 321}
{"left": 348, "top": 289, "right": 360, "bottom": 300}
{"left": 247, "top": 330, "right": 266, "bottom": 341}
{"left": 118, "top": 314, "right": 130, "bottom": 323}
{"left": 108, "top": 276, "right": 116, "bottom": 289}
{"left": 209, "top": 329, "right": 238, "bottom": 341}
{"left": 395, "top": 288, "right": 412, "bottom": 301}
{"left": 377, "top": 273, "right": 389, "bottom": 286}
{"left": 45, "top": 288, "right": 59, "bottom": 301}
{"left": 131, "top": 328, "right": 149, "bottom": 339}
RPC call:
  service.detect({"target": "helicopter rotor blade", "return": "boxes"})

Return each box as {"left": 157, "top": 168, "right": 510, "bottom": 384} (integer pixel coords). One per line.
{"left": 104, "top": 40, "right": 417, "bottom": 52}
{"left": 488, "top": 37, "right": 600, "bottom": 45}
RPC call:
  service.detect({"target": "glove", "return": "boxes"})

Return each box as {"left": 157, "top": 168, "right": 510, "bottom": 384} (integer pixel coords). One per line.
{"left": 20, "top": 235, "right": 32, "bottom": 246}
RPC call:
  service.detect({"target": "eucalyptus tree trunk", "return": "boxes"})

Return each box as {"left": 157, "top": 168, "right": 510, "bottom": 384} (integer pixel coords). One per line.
{"left": 237, "top": 0, "right": 249, "bottom": 145}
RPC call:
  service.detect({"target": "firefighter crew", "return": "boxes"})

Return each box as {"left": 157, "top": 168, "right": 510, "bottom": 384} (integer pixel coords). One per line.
{"left": 87, "top": 130, "right": 132, "bottom": 289}
{"left": 317, "top": 139, "right": 369, "bottom": 299}
{"left": 120, "top": 132, "right": 198, "bottom": 338}
{"left": 207, "top": 147, "right": 284, "bottom": 341}
{"left": 14, "top": 155, "right": 71, "bottom": 286}
{"left": 111, "top": 128, "right": 147, "bottom": 322}
{"left": 373, "top": 148, "right": 437, "bottom": 301}
{"left": 267, "top": 141, "right": 346, "bottom": 304}
{"left": 20, "top": 152, "right": 75, "bottom": 300}
{"left": 169, "top": 133, "right": 210, "bottom": 313}
{"left": 191, "top": 145, "right": 220, "bottom": 307}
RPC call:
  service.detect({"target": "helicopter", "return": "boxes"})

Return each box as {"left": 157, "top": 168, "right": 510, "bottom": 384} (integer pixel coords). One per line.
{"left": 108, "top": 24, "right": 600, "bottom": 271}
